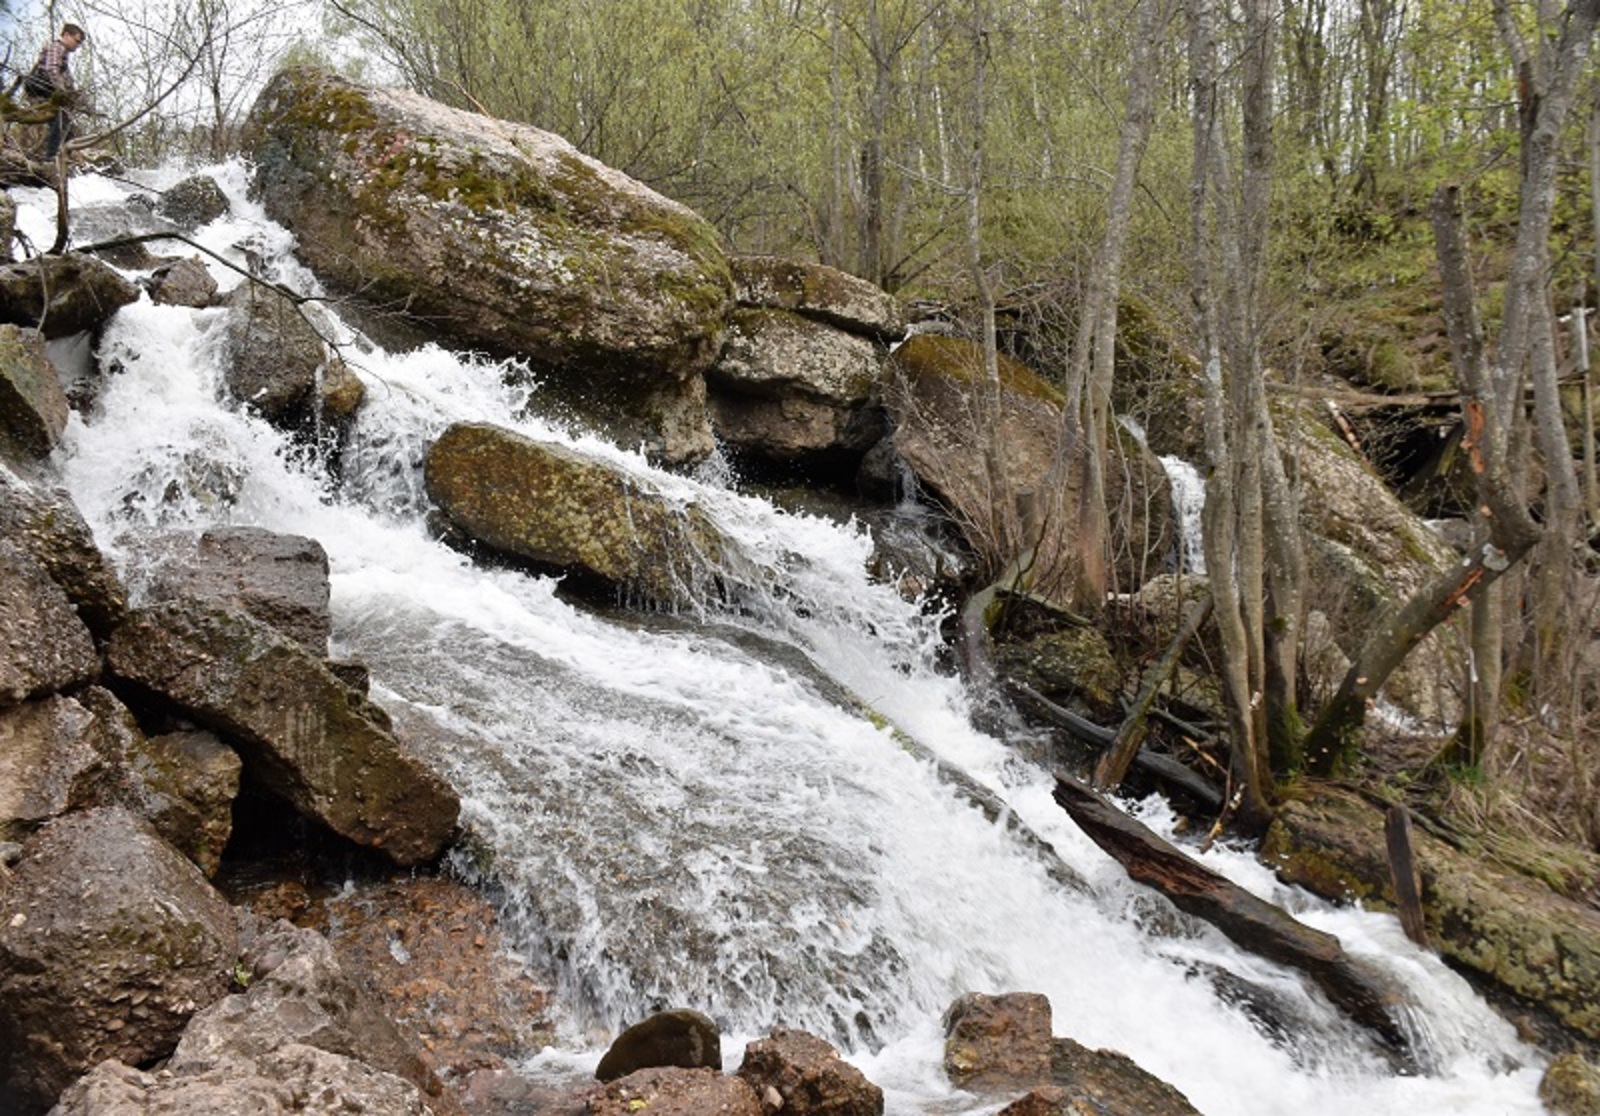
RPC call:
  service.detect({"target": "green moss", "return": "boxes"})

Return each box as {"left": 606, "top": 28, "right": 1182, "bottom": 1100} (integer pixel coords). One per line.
{"left": 893, "top": 334, "right": 1065, "bottom": 405}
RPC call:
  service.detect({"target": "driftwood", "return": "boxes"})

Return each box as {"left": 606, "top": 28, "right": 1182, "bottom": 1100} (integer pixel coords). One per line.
{"left": 1012, "top": 684, "right": 1223, "bottom": 812}
{"left": 1052, "top": 775, "right": 1415, "bottom": 1060}
{"left": 1384, "top": 804, "right": 1429, "bottom": 948}
{"left": 1093, "top": 592, "right": 1213, "bottom": 791}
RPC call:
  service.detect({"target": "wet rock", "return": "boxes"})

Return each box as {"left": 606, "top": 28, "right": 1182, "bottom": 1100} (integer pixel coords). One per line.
{"left": 245, "top": 68, "right": 732, "bottom": 464}
{"left": 730, "top": 255, "right": 906, "bottom": 342}
{"left": 589, "top": 1066, "right": 761, "bottom": 1116}
{"left": 106, "top": 599, "right": 459, "bottom": 865}
{"left": 0, "top": 324, "right": 68, "bottom": 461}
{"left": 736, "top": 1028, "right": 883, "bottom": 1115}
{"left": 0, "top": 693, "right": 107, "bottom": 841}
{"left": 597, "top": 1009, "right": 722, "bottom": 1081}
{"left": 51, "top": 1044, "right": 431, "bottom": 1115}
{"left": 142, "top": 526, "right": 333, "bottom": 655}
{"left": 146, "top": 255, "right": 218, "bottom": 307}
{"left": 0, "top": 467, "right": 128, "bottom": 637}
{"left": 1263, "top": 785, "right": 1600, "bottom": 1043}
{"left": 424, "top": 421, "right": 731, "bottom": 608}
{"left": 157, "top": 173, "right": 231, "bottom": 228}
{"left": 708, "top": 308, "right": 887, "bottom": 470}
{"left": 942, "top": 991, "right": 1054, "bottom": 1092}
{"left": 995, "top": 1040, "right": 1200, "bottom": 1116}
{"left": 0, "top": 538, "right": 99, "bottom": 706}
{"left": 1540, "top": 1053, "right": 1600, "bottom": 1116}
{"left": 0, "top": 807, "right": 238, "bottom": 1115}
{"left": 220, "top": 282, "right": 364, "bottom": 436}
{"left": 0, "top": 252, "right": 140, "bottom": 339}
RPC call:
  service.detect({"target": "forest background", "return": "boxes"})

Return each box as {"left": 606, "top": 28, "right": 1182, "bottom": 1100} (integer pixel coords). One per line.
{"left": 4, "top": 0, "right": 1599, "bottom": 857}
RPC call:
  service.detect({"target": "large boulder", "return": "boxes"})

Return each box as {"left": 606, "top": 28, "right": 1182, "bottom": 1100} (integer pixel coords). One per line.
{"left": 50, "top": 1045, "right": 431, "bottom": 1115}
{"left": 707, "top": 309, "right": 887, "bottom": 472}
{"left": 219, "top": 283, "right": 364, "bottom": 437}
{"left": 156, "top": 173, "right": 231, "bottom": 228}
{"left": 588, "top": 1067, "right": 761, "bottom": 1116}
{"left": 0, "top": 252, "right": 140, "bottom": 339}
{"left": 597, "top": 1009, "right": 722, "bottom": 1081}
{"left": 729, "top": 255, "right": 906, "bottom": 342}
{"left": 0, "top": 694, "right": 108, "bottom": 842}
{"left": 736, "top": 1028, "right": 883, "bottom": 1116}
{"left": 106, "top": 600, "right": 459, "bottom": 865}
{"left": 140, "top": 526, "right": 333, "bottom": 655}
{"left": 424, "top": 421, "right": 731, "bottom": 608}
{"left": 0, "top": 538, "right": 99, "bottom": 706}
{"left": 0, "top": 808, "right": 238, "bottom": 1115}
{"left": 996, "top": 1040, "right": 1202, "bottom": 1116}
{"left": 0, "top": 324, "right": 68, "bottom": 461}
{"left": 887, "top": 334, "right": 1173, "bottom": 597}
{"left": 1263, "top": 785, "right": 1600, "bottom": 1043}
{"left": 245, "top": 68, "right": 733, "bottom": 464}
{"left": 146, "top": 255, "right": 219, "bottom": 308}
{"left": 0, "top": 467, "right": 127, "bottom": 638}
{"left": 942, "top": 991, "right": 1054, "bottom": 1093}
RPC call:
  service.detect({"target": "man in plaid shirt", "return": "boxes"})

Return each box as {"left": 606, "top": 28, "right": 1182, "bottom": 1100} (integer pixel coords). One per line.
{"left": 26, "top": 23, "right": 86, "bottom": 159}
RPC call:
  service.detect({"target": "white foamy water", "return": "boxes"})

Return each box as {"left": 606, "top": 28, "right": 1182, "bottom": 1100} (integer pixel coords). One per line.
{"left": 18, "top": 163, "right": 1549, "bottom": 1114}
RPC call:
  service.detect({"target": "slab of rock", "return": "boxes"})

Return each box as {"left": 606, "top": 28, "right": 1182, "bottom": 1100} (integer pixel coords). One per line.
{"left": 942, "top": 991, "right": 1054, "bottom": 1093}
{"left": 0, "top": 538, "right": 99, "bottom": 706}
{"left": 0, "top": 252, "right": 140, "bottom": 339}
{"left": 157, "top": 173, "right": 231, "bottom": 228}
{"left": 994, "top": 1040, "right": 1200, "bottom": 1116}
{"left": 106, "top": 600, "right": 459, "bottom": 865}
{"left": 0, "top": 467, "right": 128, "bottom": 637}
{"left": 737, "top": 1028, "right": 883, "bottom": 1116}
{"left": 0, "top": 693, "right": 108, "bottom": 842}
{"left": 1263, "top": 785, "right": 1600, "bottom": 1044}
{"left": 219, "top": 283, "right": 364, "bottom": 436}
{"left": 245, "top": 68, "right": 732, "bottom": 463}
{"left": 146, "top": 255, "right": 218, "bottom": 308}
{"left": 0, "top": 807, "right": 238, "bottom": 1115}
{"left": 589, "top": 1067, "right": 761, "bottom": 1116}
{"left": 51, "top": 1044, "right": 431, "bottom": 1115}
{"left": 425, "top": 421, "right": 730, "bottom": 608}
{"left": 142, "top": 526, "right": 333, "bottom": 654}
{"left": 730, "top": 256, "right": 906, "bottom": 342}
{"left": 1540, "top": 1053, "right": 1600, "bottom": 1116}
{"left": 708, "top": 309, "right": 886, "bottom": 466}
{"left": 597, "top": 1009, "right": 722, "bottom": 1082}
{"left": 0, "top": 323, "right": 68, "bottom": 461}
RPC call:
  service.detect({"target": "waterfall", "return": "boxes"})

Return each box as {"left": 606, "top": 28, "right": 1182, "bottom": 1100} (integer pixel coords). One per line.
{"left": 1160, "top": 454, "right": 1207, "bottom": 575}
{"left": 18, "top": 165, "right": 1547, "bottom": 1115}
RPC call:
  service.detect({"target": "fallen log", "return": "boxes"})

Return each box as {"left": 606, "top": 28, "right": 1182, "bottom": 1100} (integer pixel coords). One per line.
{"left": 1053, "top": 775, "right": 1416, "bottom": 1061}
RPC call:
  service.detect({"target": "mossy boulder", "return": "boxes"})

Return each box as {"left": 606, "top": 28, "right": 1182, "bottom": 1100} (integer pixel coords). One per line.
{"left": 219, "top": 283, "right": 363, "bottom": 440}
{"left": 0, "top": 324, "right": 67, "bottom": 462}
{"left": 244, "top": 67, "right": 733, "bottom": 463}
{"left": 0, "top": 807, "right": 239, "bottom": 1115}
{"left": 1263, "top": 785, "right": 1600, "bottom": 1043}
{"left": 730, "top": 255, "right": 906, "bottom": 342}
{"left": 106, "top": 599, "right": 459, "bottom": 866}
{"left": 424, "top": 421, "right": 731, "bottom": 609}
{"left": 707, "top": 308, "right": 887, "bottom": 470}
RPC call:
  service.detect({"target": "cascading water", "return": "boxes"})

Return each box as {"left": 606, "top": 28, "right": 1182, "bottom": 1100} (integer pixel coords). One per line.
{"left": 20, "top": 164, "right": 1548, "bottom": 1114}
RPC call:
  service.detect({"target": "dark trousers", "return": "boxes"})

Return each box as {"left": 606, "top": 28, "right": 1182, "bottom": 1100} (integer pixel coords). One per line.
{"left": 43, "top": 110, "right": 69, "bottom": 159}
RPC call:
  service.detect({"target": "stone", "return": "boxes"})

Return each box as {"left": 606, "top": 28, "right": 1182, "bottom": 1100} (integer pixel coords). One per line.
{"left": 220, "top": 283, "right": 364, "bottom": 437}
{"left": 50, "top": 1045, "right": 431, "bottom": 1115}
{"left": 0, "top": 324, "right": 68, "bottom": 461}
{"left": 588, "top": 1066, "right": 761, "bottom": 1116}
{"left": 0, "top": 807, "right": 238, "bottom": 1115}
{"left": 1540, "top": 1053, "right": 1600, "bottom": 1116}
{"left": 0, "top": 252, "right": 140, "bottom": 339}
{"left": 424, "top": 421, "right": 731, "bottom": 608}
{"left": 0, "top": 694, "right": 107, "bottom": 842}
{"left": 146, "top": 255, "right": 218, "bottom": 308}
{"left": 141, "top": 526, "right": 333, "bottom": 654}
{"left": 729, "top": 255, "right": 906, "bottom": 342}
{"left": 0, "top": 193, "right": 14, "bottom": 262}
{"left": 1008, "top": 1039, "right": 1201, "bottom": 1116}
{"left": 707, "top": 308, "right": 887, "bottom": 469}
{"left": 736, "top": 1028, "right": 883, "bottom": 1115}
{"left": 1263, "top": 785, "right": 1600, "bottom": 1043}
{"left": 0, "top": 538, "right": 99, "bottom": 707}
{"left": 156, "top": 173, "right": 231, "bottom": 228}
{"left": 245, "top": 68, "right": 732, "bottom": 464}
{"left": 942, "top": 991, "right": 1054, "bottom": 1093}
{"left": 0, "top": 466, "right": 128, "bottom": 638}
{"left": 106, "top": 600, "right": 459, "bottom": 865}
{"left": 597, "top": 1009, "right": 722, "bottom": 1081}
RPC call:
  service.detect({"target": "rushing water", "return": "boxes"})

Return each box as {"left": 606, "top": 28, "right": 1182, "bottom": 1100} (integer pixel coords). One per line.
{"left": 18, "top": 164, "right": 1549, "bottom": 1114}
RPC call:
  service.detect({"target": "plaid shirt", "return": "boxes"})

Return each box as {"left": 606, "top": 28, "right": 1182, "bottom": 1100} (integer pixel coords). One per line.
{"left": 34, "top": 38, "right": 74, "bottom": 92}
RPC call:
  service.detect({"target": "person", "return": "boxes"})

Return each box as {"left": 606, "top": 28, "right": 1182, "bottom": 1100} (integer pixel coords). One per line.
{"left": 25, "top": 23, "right": 86, "bottom": 160}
